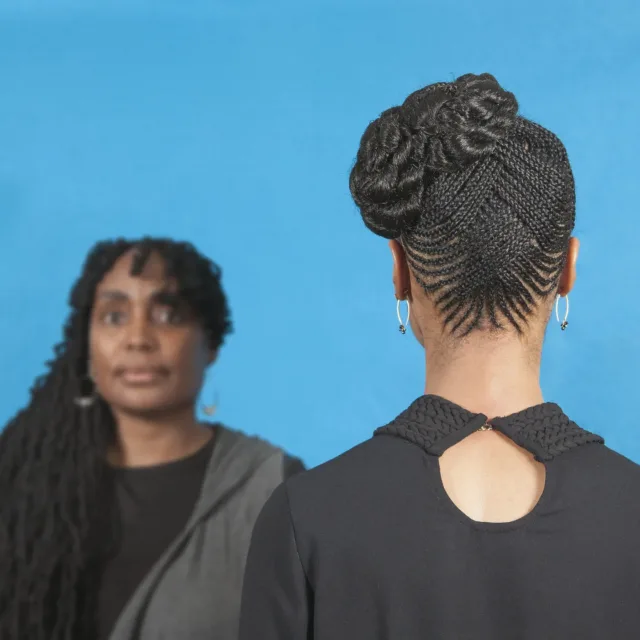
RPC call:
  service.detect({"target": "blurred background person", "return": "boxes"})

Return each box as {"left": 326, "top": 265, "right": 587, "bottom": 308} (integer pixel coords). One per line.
{"left": 239, "top": 73, "right": 640, "bottom": 639}
{"left": 0, "top": 236, "right": 303, "bottom": 640}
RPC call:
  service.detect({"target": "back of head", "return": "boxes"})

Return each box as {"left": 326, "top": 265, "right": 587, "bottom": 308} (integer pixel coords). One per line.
{"left": 350, "top": 73, "right": 575, "bottom": 335}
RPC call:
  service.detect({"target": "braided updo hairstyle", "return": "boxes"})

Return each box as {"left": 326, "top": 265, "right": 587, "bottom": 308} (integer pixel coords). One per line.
{"left": 350, "top": 73, "right": 576, "bottom": 335}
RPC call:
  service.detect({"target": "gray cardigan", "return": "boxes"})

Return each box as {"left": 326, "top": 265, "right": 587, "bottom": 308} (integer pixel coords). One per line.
{"left": 109, "top": 426, "right": 302, "bottom": 640}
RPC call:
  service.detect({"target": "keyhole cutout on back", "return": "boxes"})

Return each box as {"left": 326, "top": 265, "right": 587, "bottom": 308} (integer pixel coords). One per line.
{"left": 438, "top": 430, "right": 546, "bottom": 524}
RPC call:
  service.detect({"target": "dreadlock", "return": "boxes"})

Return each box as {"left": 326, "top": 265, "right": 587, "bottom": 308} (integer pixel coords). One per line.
{"left": 0, "top": 237, "right": 232, "bottom": 639}
{"left": 349, "top": 73, "right": 576, "bottom": 335}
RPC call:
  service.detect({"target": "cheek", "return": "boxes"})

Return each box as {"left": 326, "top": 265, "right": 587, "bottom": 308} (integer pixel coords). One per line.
{"left": 170, "top": 341, "right": 209, "bottom": 389}
{"left": 88, "top": 332, "right": 111, "bottom": 381}
{"left": 88, "top": 339, "right": 123, "bottom": 404}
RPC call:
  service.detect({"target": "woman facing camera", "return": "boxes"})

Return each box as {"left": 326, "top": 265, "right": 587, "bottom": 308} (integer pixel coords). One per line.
{"left": 0, "top": 237, "right": 303, "bottom": 640}
{"left": 240, "top": 74, "right": 640, "bottom": 639}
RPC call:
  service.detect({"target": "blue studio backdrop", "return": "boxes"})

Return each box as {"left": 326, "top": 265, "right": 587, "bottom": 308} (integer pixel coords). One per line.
{"left": 1, "top": 0, "right": 639, "bottom": 467}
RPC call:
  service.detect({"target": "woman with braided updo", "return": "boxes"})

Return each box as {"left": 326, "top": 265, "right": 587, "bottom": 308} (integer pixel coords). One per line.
{"left": 0, "top": 237, "right": 303, "bottom": 640}
{"left": 240, "top": 74, "right": 640, "bottom": 639}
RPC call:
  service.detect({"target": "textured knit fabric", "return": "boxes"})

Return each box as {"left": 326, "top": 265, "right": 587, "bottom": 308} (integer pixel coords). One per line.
{"left": 375, "top": 395, "right": 604, "bottom": 460}
{"left": 240, "top": 395, "right": 640, "bottom": 640}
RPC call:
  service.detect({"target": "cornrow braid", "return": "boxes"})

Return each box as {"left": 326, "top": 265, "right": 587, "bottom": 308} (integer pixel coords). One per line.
{"left": 0, "top": 237, "right": 232, "bottom": 639}
{"left": 350, "top": 73, "right": 575, "bottom": 335}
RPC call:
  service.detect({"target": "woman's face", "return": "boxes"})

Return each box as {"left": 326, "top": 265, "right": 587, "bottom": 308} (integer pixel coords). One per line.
{"left": 88, "top": 250, "right": 213, "bottom": 417}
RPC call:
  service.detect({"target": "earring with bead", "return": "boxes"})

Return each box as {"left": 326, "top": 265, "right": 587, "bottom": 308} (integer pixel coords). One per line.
{"left": 555, "top": 294, "right": 569, "bottom": 331}
{"left": 396, "top": 290, "right": 411, "bottom": 335}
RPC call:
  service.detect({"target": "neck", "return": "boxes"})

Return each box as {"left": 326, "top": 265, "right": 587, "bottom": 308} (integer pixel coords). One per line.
{"left": 424, "top": 333, "right": 543, "bottom": 420}
{"left": 109, "top": 404, "right": 212, "bottom": 468}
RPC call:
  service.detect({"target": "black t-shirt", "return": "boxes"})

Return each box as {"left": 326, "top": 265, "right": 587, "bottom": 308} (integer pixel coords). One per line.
{"left": 240, "top": 395, "right": 640, "bottom": 640}
{"left": 96, "top": 436, "right": 215, "bottom": 640}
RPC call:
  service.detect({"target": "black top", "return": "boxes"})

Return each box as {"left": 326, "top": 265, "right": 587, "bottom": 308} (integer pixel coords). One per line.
{"left": 96, "top": 436, "right": 215, "bottom": 640}
{"left": 240, "top": 395, "right": 640, "bottom": 640}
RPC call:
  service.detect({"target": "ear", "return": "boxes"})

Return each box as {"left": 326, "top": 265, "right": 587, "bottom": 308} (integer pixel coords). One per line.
{"left": 558, "top": 237, "right": 579, "bottom": 296}
{"left": 206, "top": 349, "right": 218, "bottom": 367}
{"left": 389, "top": 240, "right": 411, "bottom": 300}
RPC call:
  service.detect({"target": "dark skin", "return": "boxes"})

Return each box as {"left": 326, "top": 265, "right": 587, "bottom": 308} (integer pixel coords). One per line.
{"left": 390, "top": 237, "right": 580, "bottom": 347}
{"left": 89, "top": 249, "right": 215, "bottom": 467}
{"left": 387, "top": 237, "right": 581, "bottom": 522}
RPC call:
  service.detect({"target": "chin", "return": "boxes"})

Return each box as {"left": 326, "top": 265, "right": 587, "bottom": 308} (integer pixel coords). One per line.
{"left": 104, "top": 384, "right": 197, "bottom": 417}
{"left": 112, "top": 392, "right": 184, "bottom": 417}
{"left": 125, "top": 403, "right": 173, "bottom": 416}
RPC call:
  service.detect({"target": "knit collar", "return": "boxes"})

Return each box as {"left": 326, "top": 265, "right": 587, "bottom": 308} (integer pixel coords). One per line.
{"left": 374, "top": 395, "right": 604, "bottom": 462}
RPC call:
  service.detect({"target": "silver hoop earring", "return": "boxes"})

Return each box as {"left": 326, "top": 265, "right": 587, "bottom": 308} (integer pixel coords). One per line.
{"left": 555, "top": 294, "right": 569, "bottom": 331}
{"left": 396, "top": 298, "right": 410, "bottom": 334}
{"left": 74, "top": 375, "right": 96, "bottom": 408}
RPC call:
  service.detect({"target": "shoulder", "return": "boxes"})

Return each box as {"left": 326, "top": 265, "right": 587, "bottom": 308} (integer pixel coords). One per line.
{"left": 284, "top": 434, "right": 425, "bottom": 522}
{"left": 563, "top": 439, "right": 640, "bottom": 475}
{"left": 191, "top": 425, "right": 304, "bottom": 532}
{"left": 550, "top": 441, "right": 640, "bottom": 524}
{"left": 211, "top": 424, "right": 305, "bottom": 486}
{"left": 293, "top": 432, "right": 422, "bottom": 484}
{"left": 260, "top": 435, "right": 430, "bottom": 568}
{"left": 585, "top": 443, "right": 640, "bottom": 484}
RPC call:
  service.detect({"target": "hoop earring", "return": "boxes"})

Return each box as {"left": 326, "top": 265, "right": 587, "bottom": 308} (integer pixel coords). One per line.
{"left": 396, "top": 298, "right": 411, "bottom": 335}
{"left": 202, "top": 404, "right": 217, "bottom": 417}
{"left": 202, "top": 392, "right": 219, "bottom": 417}
{"left": 74, "top": 375, "right": 96, "bottom": 408}
{"left": 555, "top": 294, "right": 569, "bottom": 331}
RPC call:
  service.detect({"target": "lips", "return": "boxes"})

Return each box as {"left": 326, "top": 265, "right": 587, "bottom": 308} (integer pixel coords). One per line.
{"left": 115, "top": 366, "right": 169, "bottom": 385}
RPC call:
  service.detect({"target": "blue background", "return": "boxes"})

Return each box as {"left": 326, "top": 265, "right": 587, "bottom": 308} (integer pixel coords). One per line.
{"left": 1, "top": 0, "right": 639, "bottom": 467}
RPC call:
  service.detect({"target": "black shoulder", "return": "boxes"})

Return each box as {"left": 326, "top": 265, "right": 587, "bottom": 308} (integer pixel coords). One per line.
{"left": 285, "top": 435, "right": 424, "bottom": 513}
{"left": 593, "top": 444, "right": 640, "bottom": 482}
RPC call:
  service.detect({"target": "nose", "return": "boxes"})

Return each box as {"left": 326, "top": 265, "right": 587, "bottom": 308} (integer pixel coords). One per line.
{"left": 125, "top": 312, "right": 158, "bottom": 352}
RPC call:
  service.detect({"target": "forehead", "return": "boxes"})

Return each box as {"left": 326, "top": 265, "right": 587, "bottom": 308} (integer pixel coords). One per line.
{"left": 96, "top": 249, "right": 178, "bottom": 296}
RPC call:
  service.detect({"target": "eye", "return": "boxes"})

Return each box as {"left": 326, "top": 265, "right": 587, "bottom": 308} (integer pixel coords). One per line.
{"left": 102, "top": 310, "right": 127, "bottom": 326}
{"left": 154, "top": 306, "right": 183, "bottom": 325}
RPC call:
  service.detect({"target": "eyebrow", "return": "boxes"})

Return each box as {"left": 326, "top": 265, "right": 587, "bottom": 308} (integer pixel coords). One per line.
{"left": 96, "top": 289, "right": 182, "bottom": 305}
{"left": 96, "top": 290, "right": 129, "bottom": 301}
{"left": 152, "top": 290, "right": 183, "bottom": 306}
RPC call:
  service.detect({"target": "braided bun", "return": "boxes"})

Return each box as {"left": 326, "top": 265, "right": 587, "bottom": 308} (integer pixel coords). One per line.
{"left": 349, "top": 73, "right": 518, "bottom": 239}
